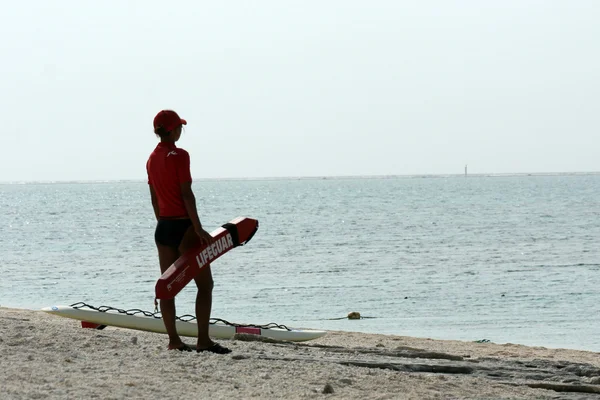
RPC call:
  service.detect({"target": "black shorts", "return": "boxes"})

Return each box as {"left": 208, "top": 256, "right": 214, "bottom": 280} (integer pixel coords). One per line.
{"left": 155, "top": 219, "right": 192, "bottom": 248}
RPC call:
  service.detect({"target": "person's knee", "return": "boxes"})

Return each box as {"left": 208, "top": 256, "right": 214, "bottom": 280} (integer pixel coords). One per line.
{"left": 159, "top": 298, "right": 175, "bottom": 308}
{"left": 195, "top": 277, "right": 214, "bottom": 292}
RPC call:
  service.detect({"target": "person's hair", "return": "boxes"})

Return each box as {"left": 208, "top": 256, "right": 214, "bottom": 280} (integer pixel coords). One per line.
{"left": 154, "top": 126, "right": 170, "bottom": 137}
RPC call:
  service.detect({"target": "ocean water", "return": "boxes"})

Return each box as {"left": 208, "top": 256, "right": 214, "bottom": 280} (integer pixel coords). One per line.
{"left": 1, "top": 174, "right": 599, "bottom": 351}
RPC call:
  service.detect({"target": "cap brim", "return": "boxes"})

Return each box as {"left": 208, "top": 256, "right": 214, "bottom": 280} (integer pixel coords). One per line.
{"left": 180, "top": 119, "right": 187, "bottom": 125}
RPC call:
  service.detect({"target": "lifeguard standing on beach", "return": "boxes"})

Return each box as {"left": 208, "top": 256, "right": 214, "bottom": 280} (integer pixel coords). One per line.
{"left": 146, "top": 110, "right": 231, "bottom": 354}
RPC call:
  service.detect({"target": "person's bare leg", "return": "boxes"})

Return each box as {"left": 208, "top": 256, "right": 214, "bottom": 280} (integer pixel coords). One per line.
{"left": 157, "top": 243, "right": 186, "bottom": 349}
{"left": 193, "top": 263, "right": 214, "bottom": 349}
{"left": 179, "top": 227, "right": 215, "bottom": 349}
{"left": 192, "top": 262, "right": 230, "bottom": 353}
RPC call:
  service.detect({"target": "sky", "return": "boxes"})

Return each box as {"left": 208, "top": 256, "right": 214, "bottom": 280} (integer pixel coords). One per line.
{"left": 1, "top": 1, "right": 599, "bottom": 181}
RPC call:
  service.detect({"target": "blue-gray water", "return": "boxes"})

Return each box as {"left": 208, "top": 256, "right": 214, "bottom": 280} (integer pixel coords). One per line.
{"left": 1, "top": 174, "right": 599, "bottom": 351}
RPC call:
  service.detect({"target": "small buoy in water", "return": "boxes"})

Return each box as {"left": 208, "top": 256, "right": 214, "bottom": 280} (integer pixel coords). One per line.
{"left": 347, "top": 311, "right": 361, "bottom": 320}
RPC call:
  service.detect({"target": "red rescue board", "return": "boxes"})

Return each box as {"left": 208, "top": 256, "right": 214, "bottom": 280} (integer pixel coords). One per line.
{"left": 155, "top": 217, "right": 258, "bottom": 300}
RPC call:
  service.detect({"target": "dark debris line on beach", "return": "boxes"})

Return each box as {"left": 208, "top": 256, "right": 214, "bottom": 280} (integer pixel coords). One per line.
{"left": 235, "top": 334, "right": 600, "bottom": 398}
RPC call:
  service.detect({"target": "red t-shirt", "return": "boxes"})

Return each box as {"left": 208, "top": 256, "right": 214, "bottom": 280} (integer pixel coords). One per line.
{"left": 146, "top": 142, "right": 192, "bottom": 218}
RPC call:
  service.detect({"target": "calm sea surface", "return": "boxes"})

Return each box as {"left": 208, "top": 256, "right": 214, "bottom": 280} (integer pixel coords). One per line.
{"left": 1, "top": 175, "right": 599, "bottom": 350}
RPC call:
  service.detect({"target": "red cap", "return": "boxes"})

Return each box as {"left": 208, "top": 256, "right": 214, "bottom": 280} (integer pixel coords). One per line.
{"left": 153, "top": 110, "right": 187, "bottom": 132}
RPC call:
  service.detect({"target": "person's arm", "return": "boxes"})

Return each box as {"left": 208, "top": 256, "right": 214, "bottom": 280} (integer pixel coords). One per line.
{"left": 149, "top": 185, "right": 159, "bottom": 220}
{"left": 181, "top": 182, "right": 202, "bottom": 231}
{"left": 181, "top": 182, "right": 213, "bottom": 245}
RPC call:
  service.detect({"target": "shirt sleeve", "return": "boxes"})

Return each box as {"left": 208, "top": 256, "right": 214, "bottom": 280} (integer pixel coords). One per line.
{"left": 176, "top": 150, "right": 193, "bottom": 184}
{"left": 146, "top": 159, "right": 152, "bottom": 185}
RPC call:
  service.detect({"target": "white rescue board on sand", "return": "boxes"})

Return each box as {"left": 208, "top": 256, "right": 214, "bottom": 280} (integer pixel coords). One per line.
{"left": 42, "top": 305, "right": 327, "bottom": 342}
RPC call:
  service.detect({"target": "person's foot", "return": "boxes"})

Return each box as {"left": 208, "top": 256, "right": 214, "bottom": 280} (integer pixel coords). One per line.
{"left": 168, "top": 343, "right": 194, "bottom": 352}
{"left": 196, "top": 342, "right": 231, "bottom": 354}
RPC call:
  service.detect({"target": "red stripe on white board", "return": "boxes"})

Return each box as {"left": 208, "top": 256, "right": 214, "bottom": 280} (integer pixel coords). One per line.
{"left": 235, "top": 326, "right": 261, "bottom": 335}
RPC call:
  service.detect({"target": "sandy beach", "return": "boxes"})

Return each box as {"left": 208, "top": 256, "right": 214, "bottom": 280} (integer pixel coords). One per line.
{"left": 1, "top": 307, "right": 600, "bottom": 399}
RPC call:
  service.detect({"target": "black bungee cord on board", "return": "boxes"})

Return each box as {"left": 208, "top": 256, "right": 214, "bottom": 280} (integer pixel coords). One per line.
{"left": 69, "top": 302, "right": 292, "bottom": 331}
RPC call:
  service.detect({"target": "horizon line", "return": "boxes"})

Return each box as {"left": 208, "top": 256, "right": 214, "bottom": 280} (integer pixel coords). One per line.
{"left": 1, "top": 171, "right": 599, "bottom": 184}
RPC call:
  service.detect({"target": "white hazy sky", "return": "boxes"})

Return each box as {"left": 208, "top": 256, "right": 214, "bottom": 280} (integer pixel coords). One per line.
{"left": 1, "top": 1, "right": 599, "bottom": 181}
